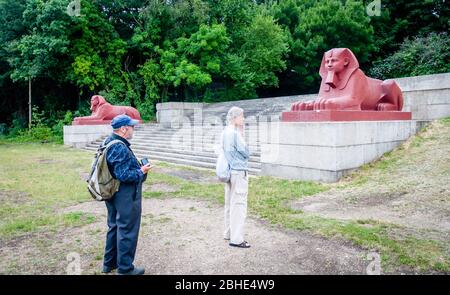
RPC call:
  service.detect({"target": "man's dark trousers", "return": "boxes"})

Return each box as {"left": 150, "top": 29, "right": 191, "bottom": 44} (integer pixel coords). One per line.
{"left": 103, "top": 181, "right": 142, "bottom": 274}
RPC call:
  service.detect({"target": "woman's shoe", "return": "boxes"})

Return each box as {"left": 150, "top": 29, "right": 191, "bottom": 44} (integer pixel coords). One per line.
{"left": 229, "top": 241, "right": 251, "bottom": 248}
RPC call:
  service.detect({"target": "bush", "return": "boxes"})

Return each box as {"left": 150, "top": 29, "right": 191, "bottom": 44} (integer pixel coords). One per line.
{"left": 1, "top": 106, "right": 54, "bottom": 143}
{"left": 26, "top": 126, "right": 54, "bottom": 142}
{"left": 0, "top": 103, "right": 92, "bottom": 144}
{"left": 369, "top": 33, "right": 450, "bottom": 79}
{"left": 7, "top": 112, "right": 27, "bottom": 137}
{"left": 11, "top": 106, "right": 54, "bottom": 142}
{"left": 52, "top": 110, "right": 74, "bottom": 143}
{"left": 0, "top": 123, "right": 7, "bottom": 136}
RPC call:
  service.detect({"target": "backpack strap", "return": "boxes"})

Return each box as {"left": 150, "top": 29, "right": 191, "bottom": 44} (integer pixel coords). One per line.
{"left": 103, "top": 139, "right": 125, "bottom": 150}
{"left": 102, "top": 139, "right": 142, "bottom": 168}
{"left": 97, "top": 139, "right": 125, "bottom": 153}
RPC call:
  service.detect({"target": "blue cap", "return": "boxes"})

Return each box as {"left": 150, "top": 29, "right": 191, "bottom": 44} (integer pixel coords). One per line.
{"left": 111, "top": 114, "right": 139, "bottom": 129}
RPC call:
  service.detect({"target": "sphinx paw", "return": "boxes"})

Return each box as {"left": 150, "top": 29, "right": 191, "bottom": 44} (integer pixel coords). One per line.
{"left": 377, "top": 103, "right": 397, "bottom": 111}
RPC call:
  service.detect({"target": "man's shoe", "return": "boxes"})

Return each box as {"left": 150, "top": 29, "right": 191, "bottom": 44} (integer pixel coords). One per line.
{"left": 117, "top": 267, "right": 145, "bottom": 275}
{"left": 102, "top": 265, "right": 117, "bottom": 273}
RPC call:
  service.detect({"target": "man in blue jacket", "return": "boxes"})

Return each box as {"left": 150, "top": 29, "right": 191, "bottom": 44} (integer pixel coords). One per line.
{"left": 102, "top": 114, "right": 152, "bottom": 275}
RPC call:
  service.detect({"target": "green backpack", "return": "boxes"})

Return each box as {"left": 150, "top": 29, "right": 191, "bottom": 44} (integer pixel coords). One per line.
{"left": 87, "top": 139, "right": 124, "bottom": 201}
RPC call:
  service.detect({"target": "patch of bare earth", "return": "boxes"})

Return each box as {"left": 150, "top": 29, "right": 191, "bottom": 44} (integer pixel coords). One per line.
{"left": 0, "top": 219, "right": 106, "bottom": 275}
{"left": 291, "top": 120, "right": 450, "bottom": 243}
{"left": 155, "top": 166, "right": 219, "bottom": 184}
{"left": 0, "top": 190, "right": 31, "bottom": 204}
{"left": 136, "top": 198, "right": 368, "bottom": 275}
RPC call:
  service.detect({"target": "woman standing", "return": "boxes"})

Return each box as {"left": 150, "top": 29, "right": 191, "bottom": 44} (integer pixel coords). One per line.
{"left": 222, "top": 106, "right": 251, "bottom": 248}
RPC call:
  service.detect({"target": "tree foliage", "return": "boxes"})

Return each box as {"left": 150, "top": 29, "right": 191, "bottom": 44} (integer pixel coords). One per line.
{"left": 369, "top": 33, "right": 450, "bottom": 79}
{"left": 0, "top": 0, "right": 448, "bottom": 131}
{"left": 288, "top": 0, "right": 375, "bottom": 91}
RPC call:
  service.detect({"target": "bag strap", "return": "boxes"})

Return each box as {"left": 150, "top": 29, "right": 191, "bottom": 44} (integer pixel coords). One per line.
{"left": 95, "top": 139, "right": 124, "bottom": 155}
{"left": 104, "top": 139, "right": 125, "bottom": 150}
{"left": 221, "top": 129, "right": 226, "bottom": 153}
{"left": 103, "top": 138, "right": 141, "bottom": 166}
{"left": 222, "top": 129, "right": 232, "bottom": 165}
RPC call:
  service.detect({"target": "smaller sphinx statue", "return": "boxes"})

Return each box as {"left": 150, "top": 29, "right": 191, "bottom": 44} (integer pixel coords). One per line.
{"left": 290, "top": 48, "right": 404, "bottom": 112}
{"left": 72, "top": 95, "right": 142, "bottom": 125}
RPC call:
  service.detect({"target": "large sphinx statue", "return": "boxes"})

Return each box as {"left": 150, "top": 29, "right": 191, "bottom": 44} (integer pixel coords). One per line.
{"left": 72, "top": 95, "right": 142, "bottom": 125}
{"left": 290, "top": 48, "right": 404, "bottom": 112}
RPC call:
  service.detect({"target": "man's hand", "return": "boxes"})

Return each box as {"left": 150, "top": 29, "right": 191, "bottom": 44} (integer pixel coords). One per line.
{"left": 140, "top": 163, "right": 153, "bottom": 174}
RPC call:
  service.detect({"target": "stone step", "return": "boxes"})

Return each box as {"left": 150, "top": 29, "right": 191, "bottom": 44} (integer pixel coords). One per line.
{"left": 84, "top": 143, "right": 262, "bottom": 166}
{"left": 130, "top": 134, "right": 261, "bottom": 145}
{"left": 135, "top": 127, "right": 260, "bottom": 133}
{"left": 85, "top": 142, "right": 261, "bottom": 161}
{"left": 131, "top": 131, "right": 260, "bottom": 139}
{"left": 89, "top": 144, "right": 261, "bottom": 159}
{"left": 134, "top": 127, "right": 260, "bottom": 134}
{"left": 83, "top": 146, "right": 261, "bottom": 174}
{"left": 131, "top": 148, "right": 261, "bottom": 168}
{"left": 137, "top": 143, "right": 261, "bottom": 154}
{"left": 136, "top": 124, "right": 261, "bottom": 130}
{"left": 131, "top": 136, "right": 261, "bottom": 144}
{"left": 90, "top": 138, "right": 261, "bottom": 152}
{"left": 132, "top": 130, "right": 260, "bottom": 137}
{"left": 92, "top": 138, "right": 261, "bottom": 153}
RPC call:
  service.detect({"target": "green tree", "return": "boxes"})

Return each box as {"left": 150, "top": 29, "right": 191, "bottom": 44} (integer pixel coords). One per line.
{"left": 0, "top": 0, "right": 27, "bottom": 124}
{"left": 163, "top": 23, "right": 231, "bottom": 101}
{"left": 5, "top": 0, "right": 72, "bottom": 128}
{"left": 290, "top": 0, "right": 375, "bottom": 92}
{"left": 95, "top": 0, "right": 147, "bottom": 40}
{"left": 369, "top": 0, "right": 450, "bottom": 60}
{"left": 369, "top": 33, "right": 450, "bottom": 79}
{"left": 222, "top": 13, "right": 289, "bottom": 99}
{"left": 67, "top": 0, "right": 127, "bottom": 97}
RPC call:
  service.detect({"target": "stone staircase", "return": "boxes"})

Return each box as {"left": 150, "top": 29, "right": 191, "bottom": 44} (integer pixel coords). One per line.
{"left": 83, "top": 122, "right": 263, "bottom": 174}
{"left": 182, "top": 94, "right": 315, "bottom": 124}
{"left": 82, "top": 95, "right": 315, "bottom": 175}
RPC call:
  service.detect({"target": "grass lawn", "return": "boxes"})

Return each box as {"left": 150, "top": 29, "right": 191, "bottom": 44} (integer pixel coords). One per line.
{"left": 0, "top": 117, "right": 449, "bottom": 273}
{"left": 0, "top": 143, "right": 98, "bottom": 238}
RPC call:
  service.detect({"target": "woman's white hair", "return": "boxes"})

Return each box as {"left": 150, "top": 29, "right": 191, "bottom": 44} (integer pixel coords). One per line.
{"left": 226, "top": 106, "right": 244, "bottom": 125}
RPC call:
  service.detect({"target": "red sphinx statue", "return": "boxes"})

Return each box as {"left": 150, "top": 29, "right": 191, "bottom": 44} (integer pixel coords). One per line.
{"left": 72, "top": 95, "right": 142, "bottom": 125}
{"left": 282, "top": 48, "right": 411, "bottom": 121}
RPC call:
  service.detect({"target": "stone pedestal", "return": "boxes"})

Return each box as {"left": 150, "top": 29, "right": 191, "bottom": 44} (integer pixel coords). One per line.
{"left": 64, "top": 125, "right": 112, "bottom": 148}
{"left": 156, "top": 102, "right": 204, "bottom": 127}
{"left": 72, "top": 119, "right": 112, "bottom": 125}
{"left": 259, "top": 120, "right": 423, "bottom": 182}
{"left": 281, "top": 110, "right": 412, "bottom": 122}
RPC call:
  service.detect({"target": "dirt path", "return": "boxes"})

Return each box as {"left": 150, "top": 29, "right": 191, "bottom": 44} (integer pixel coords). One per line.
{"left": 59, "top": 198, "right": 369, "bottom": 275}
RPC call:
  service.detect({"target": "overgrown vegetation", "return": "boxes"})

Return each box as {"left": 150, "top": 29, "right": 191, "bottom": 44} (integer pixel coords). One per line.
{"left": 369, "top": 33, "right": 450, "bottom": 79}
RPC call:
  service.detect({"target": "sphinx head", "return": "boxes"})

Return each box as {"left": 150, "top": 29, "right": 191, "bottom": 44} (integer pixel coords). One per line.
{"left": 90, "top": 95, "right": 107, "bottom": 112}
{"left": 319, "top": 48, "right": 360, "bottom": 90}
